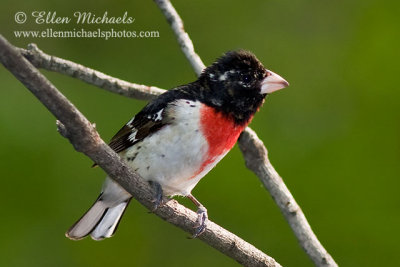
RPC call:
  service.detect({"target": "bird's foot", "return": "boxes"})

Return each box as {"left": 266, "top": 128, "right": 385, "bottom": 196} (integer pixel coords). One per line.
{"left": 149, "top": 181, "right": 164, "bottom": 211}
{"left": 193, "top": 206, "right": 208, "bottom": 238}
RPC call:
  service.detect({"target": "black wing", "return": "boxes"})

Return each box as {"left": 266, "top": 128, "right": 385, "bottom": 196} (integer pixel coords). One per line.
{"left": 92, "top": 112, "right": 167, "bottom": 167}
{"left": 105, "top": 81, "right": 202, "bottom": 155}
{"left": 108, "top": 83, "right": 200, "bottom": 154}
{"left": 108, "top": 109, "right": 167, "bottom": 154}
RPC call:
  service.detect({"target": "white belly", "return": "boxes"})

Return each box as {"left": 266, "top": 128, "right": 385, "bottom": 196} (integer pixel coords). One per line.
{"left": 122, "top": 100, "right": 210, "bottom": 196}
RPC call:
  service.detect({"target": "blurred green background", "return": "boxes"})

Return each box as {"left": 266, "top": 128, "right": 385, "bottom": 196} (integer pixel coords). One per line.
{"left": 1, "top": 0, "right": 399, "bottom": 266}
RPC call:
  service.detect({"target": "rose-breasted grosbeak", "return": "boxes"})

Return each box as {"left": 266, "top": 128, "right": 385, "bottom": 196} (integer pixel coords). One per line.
{"left": 66, "top": 50, "right": 288, "bottom": 240}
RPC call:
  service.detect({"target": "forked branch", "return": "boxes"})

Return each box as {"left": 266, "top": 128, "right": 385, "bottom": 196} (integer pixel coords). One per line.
{"left": 0, "top": 0, "right": 338, "bottom": 266}
{"left": 0, "top": 34, "right": 280, "bottom": 267}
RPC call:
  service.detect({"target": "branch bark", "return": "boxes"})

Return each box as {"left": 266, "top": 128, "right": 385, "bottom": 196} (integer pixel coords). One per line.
{"left": 154, "top": 0, "right": 206, "bottom": 76}
{"left": 238, "top": 129, "right": 337, "bottom": 267}
{"left": 0, "top": 34, "right": 281, "bottom": 267}
{"left": 19, "top": 44, "right": 164, "bottom": 101}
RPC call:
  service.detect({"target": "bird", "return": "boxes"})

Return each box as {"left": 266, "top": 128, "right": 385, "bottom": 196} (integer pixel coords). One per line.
{"left": 65, "top": 50, "right": 289, "bottom": 241}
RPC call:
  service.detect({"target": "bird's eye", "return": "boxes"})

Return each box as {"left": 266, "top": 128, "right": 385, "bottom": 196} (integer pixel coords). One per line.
{"left": 242, "top": 74, "right": 252, "bottom": 83}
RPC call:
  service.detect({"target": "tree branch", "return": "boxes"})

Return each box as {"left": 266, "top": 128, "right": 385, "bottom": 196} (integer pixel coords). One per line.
{"left": 238, "top": 129, "right": 337, "bottom": 267}
{"left": 19, "top": 44, "right": 164, "bottom": 101}
{"left": 0, "top": 34, "right": 281, "bottom": 267}
{"left": 16, "top": 40, "right": 337, "bottom": 266}
{"left": 154, "top": 0, "right": 206, "bottom": 76}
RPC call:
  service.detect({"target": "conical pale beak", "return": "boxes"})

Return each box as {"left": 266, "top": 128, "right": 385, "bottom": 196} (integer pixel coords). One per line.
{"left": 260, "top": 70, "right": 289, "bottom": 94}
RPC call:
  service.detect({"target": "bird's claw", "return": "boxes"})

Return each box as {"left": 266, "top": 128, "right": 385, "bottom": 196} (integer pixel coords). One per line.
{"left": 151, "top": 196, "right": 163, "bottom": 212}
{"left": 149, "top": 181, "right": 164, "bottom": 212}
{"left": 192, "top": 207, "right": 208, "bottom": 238}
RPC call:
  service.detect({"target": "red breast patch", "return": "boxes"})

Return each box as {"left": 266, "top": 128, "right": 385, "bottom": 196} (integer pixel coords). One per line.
{"left": 191, "top": 105, "right": 253, "bottom": 179}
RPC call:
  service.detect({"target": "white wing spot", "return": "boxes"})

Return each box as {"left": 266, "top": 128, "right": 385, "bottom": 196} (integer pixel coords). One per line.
{"left": 219, "top": 73, "right": 227, "bottom": 81}
{"left": 128, "top": 132, "right": 137, "bottom": 142}
{"left": 127, "top": 117, "right": 134, "bottom": 126}
{"left": 154, "top": 109, "right": 163, "bottom": 121}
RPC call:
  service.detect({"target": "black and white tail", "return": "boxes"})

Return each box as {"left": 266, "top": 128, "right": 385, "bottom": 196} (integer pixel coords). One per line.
{"left": 66, "top": 178, "right": 132, "bottom": 241}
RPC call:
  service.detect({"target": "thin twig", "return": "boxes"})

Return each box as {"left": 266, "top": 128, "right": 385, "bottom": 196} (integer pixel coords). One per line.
{"left": 19, "top": 44, "right": 164, "bottom": 101}
{"left": 154, "top": 0, "right": 206, "bottom": 76}
{"left": 238, "top": 129, "right": 337, "bottom": 267}
{"left": 0, "top": 34, "right": 281, "bottom": 267}
{"left": 154, "top": 1, "right": 338, "bottom": 266}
